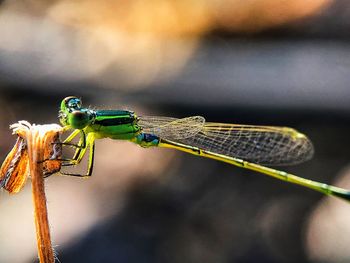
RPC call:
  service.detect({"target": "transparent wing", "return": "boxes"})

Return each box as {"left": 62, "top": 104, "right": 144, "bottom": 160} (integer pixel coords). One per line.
{"left": 138, "top": 116, "right": 205, "bottom": 140}
{"left": 175, "top": 123, "right": 314, "bottom": 165}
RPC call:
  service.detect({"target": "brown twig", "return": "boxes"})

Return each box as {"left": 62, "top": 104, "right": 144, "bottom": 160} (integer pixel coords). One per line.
{"left": 2, "top": 121, "right": 63, "bottom": 263}
{"left": 27, "top": 129, "right": 55, "bottom": 263}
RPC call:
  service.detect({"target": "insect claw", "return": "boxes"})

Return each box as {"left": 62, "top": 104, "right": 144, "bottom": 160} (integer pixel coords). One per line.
{"left": 53, "top": 142, "right": 84, "bottom": 149}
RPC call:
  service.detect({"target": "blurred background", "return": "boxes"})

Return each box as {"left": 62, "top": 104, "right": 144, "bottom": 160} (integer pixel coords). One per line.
{"left": 1, "top": 0, "right": 350, "bottom": 262}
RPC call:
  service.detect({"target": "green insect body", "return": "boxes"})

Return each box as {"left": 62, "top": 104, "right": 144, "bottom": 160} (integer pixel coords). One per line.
{"left": 60, "top": 97, "right": 143, "bottom": 141}
{"left": 58, "top": 96, "right": 350, "bottom": 202}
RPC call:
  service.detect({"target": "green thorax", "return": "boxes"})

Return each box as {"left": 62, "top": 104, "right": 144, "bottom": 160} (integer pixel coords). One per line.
{"left": 87, "top": 110, "right": 141, "bottom": 140}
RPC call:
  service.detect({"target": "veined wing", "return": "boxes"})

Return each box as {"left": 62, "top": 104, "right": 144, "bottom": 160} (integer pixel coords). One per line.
{"left": 138, "top": 116, "right": 205, "bottom": 140}
{"left": 175, "top": 123, "right": 314, "bottom": 165}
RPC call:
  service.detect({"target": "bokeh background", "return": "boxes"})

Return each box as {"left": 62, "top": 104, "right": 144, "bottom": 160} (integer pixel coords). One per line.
{"left": 1, "top": 0, "right": 350, "bottom": 262}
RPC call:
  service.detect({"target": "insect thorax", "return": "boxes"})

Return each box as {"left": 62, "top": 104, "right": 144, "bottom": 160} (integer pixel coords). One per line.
{"left": 90, "top": 110, "right": 141, "bottom": 140}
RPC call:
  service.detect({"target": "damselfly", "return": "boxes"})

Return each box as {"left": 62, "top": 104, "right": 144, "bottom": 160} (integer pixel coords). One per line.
{"left": 58, "top": 96, "right": 350, "bottom": 202}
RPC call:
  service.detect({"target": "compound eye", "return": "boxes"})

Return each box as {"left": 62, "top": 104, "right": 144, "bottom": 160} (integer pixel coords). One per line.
{"left": 66, "top": 97, "right": 82, "bottom": 110}
{"left": 70, "top": 110, "right": 89, "bottom": 129}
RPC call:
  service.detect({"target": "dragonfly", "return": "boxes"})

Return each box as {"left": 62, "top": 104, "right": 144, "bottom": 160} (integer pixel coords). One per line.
{"left": 58, "top": 96, "right": 350, "bottom": 202}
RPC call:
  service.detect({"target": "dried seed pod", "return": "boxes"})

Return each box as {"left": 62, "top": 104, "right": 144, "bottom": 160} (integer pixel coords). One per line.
{"left": 0, "top": 137, "right": 29, "bottom": 193}
{"left": 0, "top": 121, "right": 63, "bottom": 194}
{"left": 42, "top": 128, "right": 62, "bottom": 176}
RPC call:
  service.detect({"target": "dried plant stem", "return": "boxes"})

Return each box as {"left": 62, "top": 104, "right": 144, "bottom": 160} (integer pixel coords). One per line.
{"left": 2, "top": 121, "right": 63, "bottom": 262}
{"left": 27, "top": 129, "right": 54, "bottom": 263}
